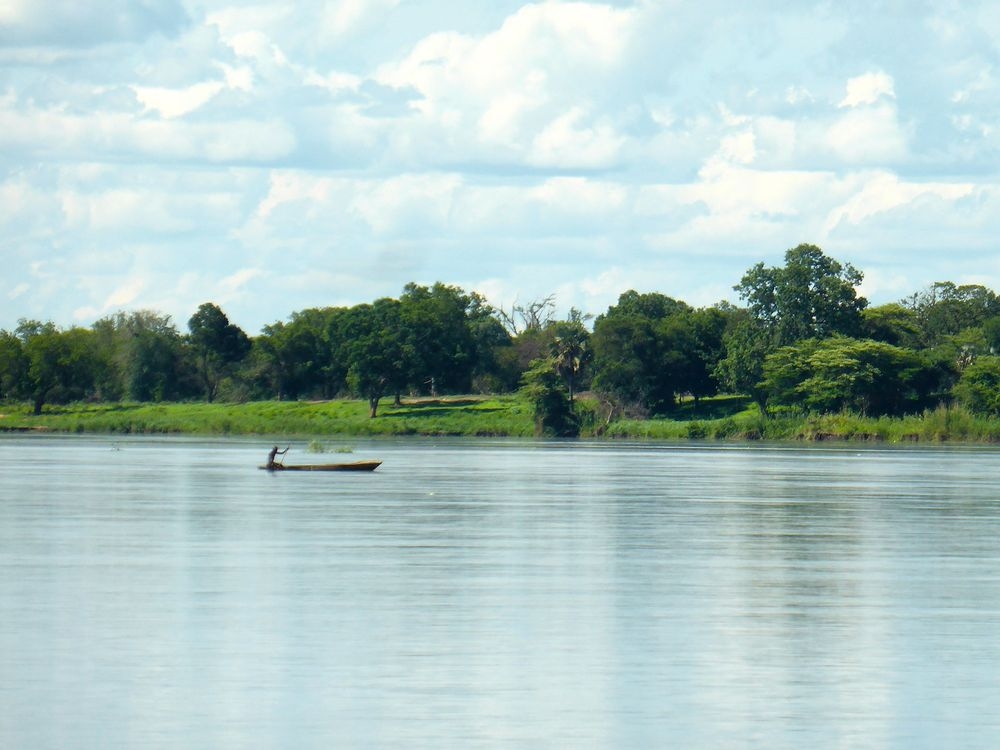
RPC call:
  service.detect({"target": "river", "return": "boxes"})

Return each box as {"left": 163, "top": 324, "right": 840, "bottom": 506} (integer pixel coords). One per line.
{"left": 2, "top": 435, "right": 999, "bottom": 748}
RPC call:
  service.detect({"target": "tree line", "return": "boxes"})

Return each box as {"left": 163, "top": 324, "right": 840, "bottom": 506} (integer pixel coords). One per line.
{"left": 4, "top": 246, "right": 1000, "bottom": 434}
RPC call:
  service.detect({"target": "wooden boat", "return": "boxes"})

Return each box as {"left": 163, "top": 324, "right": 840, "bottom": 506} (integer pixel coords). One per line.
{"left": 261, "top": 460, "right": 382, "bottom": 472}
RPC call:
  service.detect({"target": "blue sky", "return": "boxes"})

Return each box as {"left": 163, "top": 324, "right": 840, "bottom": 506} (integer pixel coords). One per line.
{"left": 2, "top": 1, "right": 999, "bottom": 334}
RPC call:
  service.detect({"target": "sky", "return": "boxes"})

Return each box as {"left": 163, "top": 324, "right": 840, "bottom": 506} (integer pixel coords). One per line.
{"left": 2, "top": 0, "right": 999, "bottom": 335}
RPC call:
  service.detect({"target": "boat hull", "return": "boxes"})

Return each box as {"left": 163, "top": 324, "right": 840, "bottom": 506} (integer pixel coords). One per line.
{"left": 261, "top": 460, "right": 382, "bottom": 472}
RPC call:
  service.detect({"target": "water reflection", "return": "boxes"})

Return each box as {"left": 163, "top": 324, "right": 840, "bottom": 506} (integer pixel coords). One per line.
{"left": 2, "top": 437, "right": 1000, "bottom": 748}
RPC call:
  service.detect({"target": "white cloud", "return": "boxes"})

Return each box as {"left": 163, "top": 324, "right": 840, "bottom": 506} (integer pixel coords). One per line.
{"left": 320, "top": 0, "right": 402, "bottom": 39}
{"left": 219, "top": 268, "right": 263, "bottom": 298}
{"left": 350, "top": 173, "right": 462, "bottom": 235}
{"left": 823, "top": 172, "right": 975, "bottom": 233}
{"left": 529, "top": 177, "right": 628, "bottom": 217}
{"left": 825, "top": 104, "right": 907, "bottom": 164}
{"left": 8, "top": 283, "right": 30, "bottom": 300}
{"left": 106, "top": 277, "right": 146, "bottom": 308}
{"left": 840, "top": 71, "right": 895, "bottom": 108}
{"left": 0, "top": 0, "right": 188, "bottom": 47}
{"left": 529, "top": 107, "right": 626, "bottom": 168}
{"left": 374, "top": 1, "right": 639, "bottom": 162}
{"left": 72, "top": 275, "right": 147, "bottom": 322}
{"left": 133, "top": 81, "right": 225, "bottom": 118}
{"left": 4, "top": 1, "right": 1000, "bottom": 332}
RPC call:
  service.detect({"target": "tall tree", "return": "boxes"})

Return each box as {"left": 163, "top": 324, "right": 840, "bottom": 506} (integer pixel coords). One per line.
{"left": 735, "top": 244, "right": 866, "bottom": 344}
{"left": 520, "top": 357, "right": 580, "bottom": 437}
{"left": 257, "top": 318, "right": 325, "bottom": 400}
{"left": 686, "top": 306, "right": 728, "bottom": 408}
{"left": 590, "top": 291, "right": 726, "bottom": 415}
{"left": 718, "top": 244, "right": 867, "bottom": 412}
{"left": 548, "top": 310, "right": 592, "bottom": 403}
{"left": 0, "top": 329, "right": 27, "bottom": 401}
{"left": 342, "top": 299, "right": 409, "bottom": 418}
{"left": 187, "top": 303, "right": 251, "bottom": 402}
{"left": 18, "top": 321, "right": 98, "bottom": 414}
{"left": 591, "top": 292, "right": 693, "bottom": 415}
{"left": 904, "top": 282, "right": 1000, "bottom": 348}
{"left": 92, "top": 311, "right": 186, "bottom": 401}
{"left": 399, "top": 283, "right": 478, "bottom": 395}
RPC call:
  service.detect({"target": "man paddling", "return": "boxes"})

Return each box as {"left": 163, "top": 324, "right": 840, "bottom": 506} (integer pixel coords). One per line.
{"left": 267, "top": 445, "right": 288, "bottom": 469}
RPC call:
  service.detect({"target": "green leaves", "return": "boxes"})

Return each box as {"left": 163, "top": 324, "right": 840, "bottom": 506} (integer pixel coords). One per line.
{"left": 954, "top": 357, "right": 1000, "bottom": 415}
{"left": 520, "top": 357, "right": 579, "bottom": 437}
{"left": 591, "top": 291, "right": 726, "bottom": 415}
{"left": 761, "top": 336, "right": 949, "bottom": 416}
{"left": 187, "top": 303, "right": 251, "bottom": 402}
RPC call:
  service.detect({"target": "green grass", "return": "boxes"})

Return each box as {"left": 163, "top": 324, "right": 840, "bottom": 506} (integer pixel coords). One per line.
{"left": 3, "top": 396, "right": 1000, "bottom": 443}
{"left": 0, "top": 396, "right": 536, "bottom": 438}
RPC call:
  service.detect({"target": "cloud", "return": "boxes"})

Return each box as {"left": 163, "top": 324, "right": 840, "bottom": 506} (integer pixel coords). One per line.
{"left": 373, "top": 1, "right": 639, "bottom": 167}
{"left": 823, "top": 172, "right": 975, "bottom": 234}
{"left": 133, "top": 81, "right": 226, "bottom": 118}
{"left": 825, "top": 103, "right": 908, "bottom": 164}
{"left": 218, "top": 268, "right": 263, "bottom": 300}
{"left": 0, "top": 101, "right": 297, "bottom": 165}
{"left": 106, "top": 277, "right": 146, "bottom": 307}
{"left": 840, "top": 72, "right": 896, "bottom": 108}
{"left": 4, "top": 1, "right": 1000, "bottom": 334}
{"left": 0, "top": 0, "right": 189, "bottom": 47}
{"left": 529, "top": 107, "right": 626, "bottom": 168}
{"left": 319, "top": 0, "right": 403, "bottom": 39}
{"left": 72, "top": 275, "right": 147, "bottom": 323}
{"left": 8, "top": 283, "right": 30, "bottom": 300}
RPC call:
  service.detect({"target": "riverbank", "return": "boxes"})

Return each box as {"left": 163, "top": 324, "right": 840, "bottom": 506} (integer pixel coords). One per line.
{"left": 3, "top": 397, "right": 1000, "bottom": 443}
{"left": 0, "top": 397, "right": 537, "bottom": 437}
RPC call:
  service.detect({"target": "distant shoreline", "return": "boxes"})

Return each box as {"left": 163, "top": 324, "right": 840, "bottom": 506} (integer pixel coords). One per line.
{"left": 2, "top": 398, "right": 1000, "bottom": 444}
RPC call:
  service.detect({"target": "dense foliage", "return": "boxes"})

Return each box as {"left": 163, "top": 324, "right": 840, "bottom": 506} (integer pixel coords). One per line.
{"left": 5, "top": 244, "right": 1000, "bottom": 426}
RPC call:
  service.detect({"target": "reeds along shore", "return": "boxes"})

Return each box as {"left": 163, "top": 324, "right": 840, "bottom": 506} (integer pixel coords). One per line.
{"left": 3, "top": 397, "right": 1000, "bottom": 443}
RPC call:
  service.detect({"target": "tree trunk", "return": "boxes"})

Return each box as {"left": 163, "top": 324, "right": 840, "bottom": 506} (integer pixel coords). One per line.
{"left": 369, "top": 396, "right": 380, "bottom": 418}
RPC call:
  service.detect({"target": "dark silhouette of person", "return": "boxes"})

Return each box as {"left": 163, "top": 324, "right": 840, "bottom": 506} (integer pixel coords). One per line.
{"left": 267, "top": 445, "right": 288, "bottom": 469}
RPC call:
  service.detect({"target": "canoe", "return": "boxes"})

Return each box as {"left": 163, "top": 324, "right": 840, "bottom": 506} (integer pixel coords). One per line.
{"left": 261, "top": 460, "right": 382, "bottom": 472}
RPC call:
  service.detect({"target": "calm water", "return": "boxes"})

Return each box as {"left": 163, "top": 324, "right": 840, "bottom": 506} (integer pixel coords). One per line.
{"left": 2, "top": 435, "right": 1000, "bottom": 749}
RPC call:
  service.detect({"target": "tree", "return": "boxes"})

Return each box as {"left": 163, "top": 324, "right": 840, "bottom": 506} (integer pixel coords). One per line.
{"left": 187, "top": 303, "right": 251, "bottom": 402}
{"left": 399, "top": 283, "right": 479, "bottom": 395}
{"left": 954, "top": 357, "right": 1000, "bottom": 414}
{"left": 591, "top": 291, "right": 715, "bottom": 415}
{"left": 760, "top": 336, "right": 948, "bottom": 416}
{"left": 862, "top": 303, "right": 922, "bottom": 349}
{"left": 736, "top": 243, "right": 866, "bottom": 344}
{"left": 467, "top": 297, "right": 512, "bottom": 393}
{"left": 342, "top": 299, "right": 409, "bottom": 418}
{"left": 687, "top": 307, "right": 728, "bottom": 408}
{"left": 548, "top": 310, "right": 592, "bottom": 403}
{"left": 18, "top": 321, "right": 98, "bottom": 414}
{"left": 0, "top": 329, "right": 27, "bottom": 401}
{"left": 983, "top": 316, "right": 1000, "bottom": 355}
{"left": 904, "top": 282, "right": 1000, "bottom": 348}
{"left": 495, "top": 295, "right": 556, "bottom": 336}
{"left": 718, "top": 244, "right": 867, "bottom": 412}
{"left": 714, "top": 310, "right": 771, "bottom": 412}
{"left": 592, "top": 313, "right": 667, "bottom": 415}
{"left": 92, "top": 311, "right": 186, "bottom": 401}
{"left": 520, "top": 357, "right": 579, "bottom": 437}
{"left": 256, "top": 318, "right": 325, "bottom": 400}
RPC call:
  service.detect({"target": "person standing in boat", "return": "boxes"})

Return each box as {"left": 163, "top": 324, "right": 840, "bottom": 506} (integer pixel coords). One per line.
{"left": 267, "top": 445, "right": 288, "bottom": 469}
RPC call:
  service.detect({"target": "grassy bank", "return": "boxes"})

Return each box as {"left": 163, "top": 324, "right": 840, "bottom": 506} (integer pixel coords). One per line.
{"left": 602, "top": 404, "right": 1000, "bottom": 443}
{"left": 3, "top": 397, "right": 1000, "bottom": 443}
{"left": 0, "top": 396, "right": 536, "bottom": 437}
